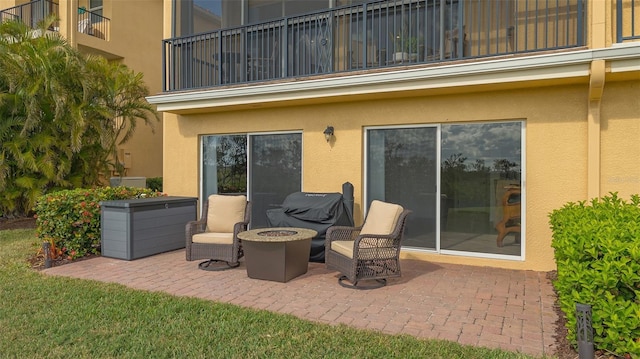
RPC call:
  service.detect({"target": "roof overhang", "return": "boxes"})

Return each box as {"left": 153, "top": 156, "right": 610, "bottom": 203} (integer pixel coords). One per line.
{"left": 147, "top": 44, "right": 640, "bottom": 114}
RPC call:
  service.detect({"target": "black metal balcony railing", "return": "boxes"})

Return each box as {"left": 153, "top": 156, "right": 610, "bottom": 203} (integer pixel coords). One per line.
{"left": 0, "top": 0, "right": 59, "bottom": 31}
{"left": 163, "top": 0, "right": 588, "bottom": 92}
{"left": 0, "top": 0, "right": 110, "bottom": 41}
{"left": 617, "top": 0, "right": 640, "bottom": 42}
{"left": 77, "top": 8, "right": 110, "bottom": 40}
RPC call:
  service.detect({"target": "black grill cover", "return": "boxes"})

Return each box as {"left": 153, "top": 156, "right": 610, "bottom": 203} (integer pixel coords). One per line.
{"left": 266, "top": 192, "right": 354, "bottom": 262}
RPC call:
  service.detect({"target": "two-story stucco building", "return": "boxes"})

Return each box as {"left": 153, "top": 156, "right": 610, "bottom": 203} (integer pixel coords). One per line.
{"left": 148, "top": 0, "right": 640, "bottom": 272}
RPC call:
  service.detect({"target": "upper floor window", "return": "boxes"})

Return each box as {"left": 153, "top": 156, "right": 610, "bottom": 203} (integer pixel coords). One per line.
{"left": 248, "top": 0, "right": 328, "bottom": 22}
{"left": 175, "top": 0, "right": 240, "bottom": 36}
{"left": 336, "top": 0, "right": 368, "bottom": 6}
{"left": 173, "top": 0, "right": 331, "bottom": 37}
{"left": 89, "top": 0, "right": 102, "bottom": 16}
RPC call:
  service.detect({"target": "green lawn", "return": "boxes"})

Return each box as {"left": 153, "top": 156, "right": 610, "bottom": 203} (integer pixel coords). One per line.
{"left": 0, "top": 229, "right": 551, "bottom": 359}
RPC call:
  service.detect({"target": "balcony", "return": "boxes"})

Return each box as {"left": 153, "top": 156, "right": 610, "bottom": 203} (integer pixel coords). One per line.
{"left": 0, "top": 0, "right": 110, "bottom": 41}
{"left": 162, "top": 0, "right": 589, "bottom": 92}
{"left": 0, "top": 0, "right": 59, "bottom": 31}
{"left": 77, "top": 7, "right": 109, "bottom": 40}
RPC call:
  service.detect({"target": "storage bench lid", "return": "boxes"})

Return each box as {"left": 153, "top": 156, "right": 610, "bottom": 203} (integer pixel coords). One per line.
{"left": 100, "top": 196, "right": 197, "bottom": 209}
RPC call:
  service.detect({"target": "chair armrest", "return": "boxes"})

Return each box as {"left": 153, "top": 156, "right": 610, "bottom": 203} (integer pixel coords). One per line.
{"left": 326, "top": 226, "right": 362, "bottom": 244}
{"left": 354, "top": 233, "right": 397, "bottom": 248}
{"left": 185, "top": 218, "right": 207, "bottom": 241}
{"left": 234, "top": 201, "right": 251, "bottom": 238}
{"left": 351, "top": 209, "right": 412, "bottom": 257}
{"left": 233, "top": 220, "right": 249, "bottom": 237}
{"left": 352, "top": 233, "right": 400, "bottom": 260}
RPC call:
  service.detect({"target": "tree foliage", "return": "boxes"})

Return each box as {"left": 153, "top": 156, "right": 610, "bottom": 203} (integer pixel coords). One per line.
{"left": 0, "top": 17, "right": 158, "bottom": 216}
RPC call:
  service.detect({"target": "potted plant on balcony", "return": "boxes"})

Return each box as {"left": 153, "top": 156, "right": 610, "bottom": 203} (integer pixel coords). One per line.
{"left": 407, "top": 36, "right": 420, "bottom": 61}
{"left": 391, "top": 32, "right": 407, "bottom": 62}
{"left": 390, "top": 24, "right": 420, "bottom": 62}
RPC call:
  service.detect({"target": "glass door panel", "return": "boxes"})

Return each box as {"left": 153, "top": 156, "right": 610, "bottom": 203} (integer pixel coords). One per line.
{"left": 202, "top": 135, "right": 248, "bottom": 200}
{"left": 249, "top": 133, "right": 302, "bottom": 228}
{"left": 366, "top": 127, "right": 438, "bottom": 250}
{"left": 440, "top": 122, "right": 522, "bottom": 256}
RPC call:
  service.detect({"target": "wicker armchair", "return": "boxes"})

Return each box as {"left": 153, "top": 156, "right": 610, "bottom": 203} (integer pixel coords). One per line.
{"left": 325, "top": 200, "right": 411, "bottom": 289}
{"left": 185, "top": 194, "right": 251, "bottom": 270}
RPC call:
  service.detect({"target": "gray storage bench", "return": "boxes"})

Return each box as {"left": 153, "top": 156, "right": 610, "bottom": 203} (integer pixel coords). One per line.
{"left": 100, "top": 196, "right": 197, "bottom": 260}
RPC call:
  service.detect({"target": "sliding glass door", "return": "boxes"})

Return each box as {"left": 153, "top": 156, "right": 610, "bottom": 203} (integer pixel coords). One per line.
{"left": 366, "top": 126, "right": 439, "bottom": 250}
{"left": 366, "top": 121, "right": 523, "bottom": 258}
{"left": 201, "top": 132, "right": 302, "bottom": 229}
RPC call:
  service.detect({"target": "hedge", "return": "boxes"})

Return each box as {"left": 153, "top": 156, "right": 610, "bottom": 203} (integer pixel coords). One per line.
{"left": 549, "top": 193, "right": 640, "bottom": 356}
{"left": 35, "top": 187, "right": 163, "bottom": 259}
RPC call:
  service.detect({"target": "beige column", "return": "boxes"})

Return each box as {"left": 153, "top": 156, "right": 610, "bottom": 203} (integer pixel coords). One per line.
{"left": 587, "top": 60, "right": 605, "bottom": 199}
{"left": 586, "top": 1, "right": 607, "bottom": 199}
{"left": 58, "top": 0, "right": 79, "bottom": 48}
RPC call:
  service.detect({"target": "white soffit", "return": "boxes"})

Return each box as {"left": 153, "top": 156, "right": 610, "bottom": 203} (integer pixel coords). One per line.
{"left": 596, "top": 43, "right": 640, "bottom": 73}
{"left": 147, "top": 47, "right": 638, "bottom": 112}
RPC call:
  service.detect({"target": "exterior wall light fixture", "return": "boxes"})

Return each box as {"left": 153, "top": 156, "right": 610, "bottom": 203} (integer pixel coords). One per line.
{"left": 323, "top": 126, "right": 334, "bottom": 142}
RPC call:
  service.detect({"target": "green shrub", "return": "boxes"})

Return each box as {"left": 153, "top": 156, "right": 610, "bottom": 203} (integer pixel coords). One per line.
{"left": 34, "top": 187, "right": 163, "bottom": 259}
{"left": 549, "top": 193, "right": 640, "bottom": 356}
{"left": 146, "top": 177, "right": 163, "bottom": 192}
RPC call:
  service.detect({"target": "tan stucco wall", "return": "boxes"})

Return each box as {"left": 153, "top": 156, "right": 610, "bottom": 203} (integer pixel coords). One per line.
{"left": 68, "top": 0, "right": 165, "bottom": 179}
{"left": 0, "top": 0, "right": 19, "bottom": 9}
{"left": 161, "top": 81, "right": 637, "bottom": 271}
{"left": 600, "top": 80, "right": 640, "bottom": 197}
{"left": 156, "top": 0, "right": 640, "bottom": 272}
{"left": 103, "top": 0, "right": 164, "bottom": 178}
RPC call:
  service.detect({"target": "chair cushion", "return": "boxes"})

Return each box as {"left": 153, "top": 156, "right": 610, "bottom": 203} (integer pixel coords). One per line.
{"left": 331, "top": 240, "right": 355, "bottom": 258}
{"left": 206, "top": 195, "right": 247, "bottom": 233}
{"left": 330, "top": 240, "right": 377, "bottom": 260}
{"left": 192, "top": 232, "right": 234, "bottom": 244}
{"left": 360, "top": 200, "right": 403, "bottom": 235}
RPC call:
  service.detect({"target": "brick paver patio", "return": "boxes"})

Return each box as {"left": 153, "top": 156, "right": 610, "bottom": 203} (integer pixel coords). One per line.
{"left": 44, "top": 250, "right": 559, "bottom": 357}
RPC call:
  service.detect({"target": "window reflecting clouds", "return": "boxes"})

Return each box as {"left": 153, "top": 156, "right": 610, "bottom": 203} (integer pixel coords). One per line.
{"left": 366, "top": 121, "right": 523, "bottom": 258}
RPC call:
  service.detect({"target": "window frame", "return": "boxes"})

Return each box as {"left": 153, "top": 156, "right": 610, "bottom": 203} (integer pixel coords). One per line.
{"left": 364, "top": 120, "right": 526, "bottom": 261}
{"left": 199, "top": 130, "right": 304, "bottom": 226}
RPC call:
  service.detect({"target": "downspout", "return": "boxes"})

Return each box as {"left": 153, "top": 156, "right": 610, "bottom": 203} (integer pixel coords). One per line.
{"left": 586, "top": 0, "right": 606, "bottom": 200}
{"left": 587, "top": 60, "right": 605, "bottom": 200}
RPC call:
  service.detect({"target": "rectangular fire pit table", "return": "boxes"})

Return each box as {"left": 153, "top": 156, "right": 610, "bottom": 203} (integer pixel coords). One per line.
{"left": 238, "top": 227, "right": 317, "bottom": 283}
